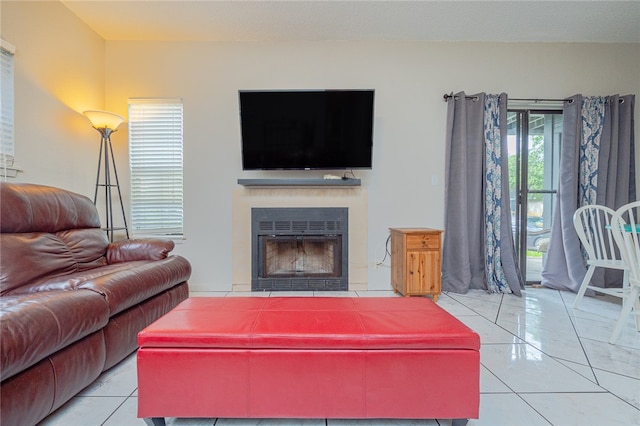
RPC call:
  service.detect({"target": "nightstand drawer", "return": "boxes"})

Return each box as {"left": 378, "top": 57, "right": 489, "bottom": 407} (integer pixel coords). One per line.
{"left": 406, "top": 234, "right": 440, "bottom": 250}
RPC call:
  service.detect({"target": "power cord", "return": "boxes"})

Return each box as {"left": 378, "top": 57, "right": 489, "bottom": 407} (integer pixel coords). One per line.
{"left": 342, "top": 170, "right": 357, "bottom": 180}
{"left": 376, "top": 234, "right": 392, "bottom": 267}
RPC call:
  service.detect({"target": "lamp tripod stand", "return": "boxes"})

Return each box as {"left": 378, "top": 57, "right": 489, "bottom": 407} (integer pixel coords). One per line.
{"left": 84, "top": 110, "right": 129, "bottom": 242}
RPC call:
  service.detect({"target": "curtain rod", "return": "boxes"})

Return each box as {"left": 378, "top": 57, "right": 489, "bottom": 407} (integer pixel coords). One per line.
{"left": 510, "top": 97, "right": 569, "bottom": 103}
{"left": 443, "top": 93, "right": 625, "bottom": 104}
{"left": 442, "top": 93, "right": 569, "bottom": 103}
{"left": 442, "top": 93, "right": 479, "bottom": 101}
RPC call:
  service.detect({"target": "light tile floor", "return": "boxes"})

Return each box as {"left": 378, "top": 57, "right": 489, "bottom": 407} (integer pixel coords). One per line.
{"left": 38, "top": 288, "right": 640, "bottom": 426}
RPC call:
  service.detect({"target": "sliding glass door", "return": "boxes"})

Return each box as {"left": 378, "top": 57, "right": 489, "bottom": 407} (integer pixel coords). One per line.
{"left": 507, "top": 109, "right": 562, "bottom": 283}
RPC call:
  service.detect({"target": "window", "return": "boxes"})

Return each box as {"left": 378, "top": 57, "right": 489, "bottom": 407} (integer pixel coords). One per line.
{"left": 1, "top": 39, "right": 15, "bottom": 179}
{"left": 128, "top": 98, "right": 184, "bottom": 238}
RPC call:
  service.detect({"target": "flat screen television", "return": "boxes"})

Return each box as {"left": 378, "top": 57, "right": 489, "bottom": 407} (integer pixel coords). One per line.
{"left": 239, "top": 89, "right": 374, "bottom": 170}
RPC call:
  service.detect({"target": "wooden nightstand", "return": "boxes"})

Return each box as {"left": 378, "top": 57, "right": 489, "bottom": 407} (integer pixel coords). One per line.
{"left": 389, "top": 228, "right": 443, "bottom": 301}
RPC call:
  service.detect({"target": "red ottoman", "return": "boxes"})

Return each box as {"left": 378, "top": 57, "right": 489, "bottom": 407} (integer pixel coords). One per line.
{"left": 137, "top": 297, "right": 480, "bottom": 426}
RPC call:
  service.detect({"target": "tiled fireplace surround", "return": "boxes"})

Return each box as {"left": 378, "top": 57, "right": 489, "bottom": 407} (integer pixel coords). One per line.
{"left": 232, "top": 186, "right": 368, "bottom": 292}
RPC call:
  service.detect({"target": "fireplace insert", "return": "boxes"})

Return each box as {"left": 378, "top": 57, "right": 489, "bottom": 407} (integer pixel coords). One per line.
{"left": 251, "top": 207, "right": 348, "bottom": 291}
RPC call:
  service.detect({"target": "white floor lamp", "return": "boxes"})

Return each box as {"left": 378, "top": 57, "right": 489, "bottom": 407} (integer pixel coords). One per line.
{"left": 83, "top": 110, "right": 129, "bottom": 242}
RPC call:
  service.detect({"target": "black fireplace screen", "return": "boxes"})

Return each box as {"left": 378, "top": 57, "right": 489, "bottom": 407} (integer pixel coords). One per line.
{"left": 251, "top": 207, "right": 348, "bottom": 291}
{"left": 261, "top": 235, "right": 342, "bottom": 278}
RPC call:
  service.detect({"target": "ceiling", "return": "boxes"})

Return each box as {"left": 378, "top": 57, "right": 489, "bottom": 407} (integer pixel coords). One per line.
{"left": 60, "top": 0, "right": 640, "bottom": 43}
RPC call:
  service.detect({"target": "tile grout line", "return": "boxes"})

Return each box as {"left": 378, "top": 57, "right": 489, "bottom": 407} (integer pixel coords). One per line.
{"left": 557, "top": 289, "right": 602, "bottom": 387}
{"left": 555, "top": 291, "right": 640, "bottom": 411}
{"left": 99, "top": 396, "right": 130, "bottom": 426}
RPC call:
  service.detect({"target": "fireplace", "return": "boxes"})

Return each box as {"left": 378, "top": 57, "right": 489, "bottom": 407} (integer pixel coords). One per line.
{"left": 252, "top": 208, "right": 348, "bottom": 291}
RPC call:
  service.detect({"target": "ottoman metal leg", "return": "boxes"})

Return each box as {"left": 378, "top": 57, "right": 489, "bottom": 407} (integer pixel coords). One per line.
{"left": 452, "top": 419, "right": 469, "bottom": 426}
{"left": 144, "top": 418, "right": 166, "bottom": 426}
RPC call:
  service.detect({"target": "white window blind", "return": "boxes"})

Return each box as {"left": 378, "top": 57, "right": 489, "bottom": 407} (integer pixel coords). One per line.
{"left": 128, "top": 98, "right": 184, "bottom": 238}
{"left": 1, "top": 40, "right": 15, "bottom": 171}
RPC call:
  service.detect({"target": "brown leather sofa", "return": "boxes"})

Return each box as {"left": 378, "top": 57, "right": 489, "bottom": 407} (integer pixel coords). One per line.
{"left": 0, "top": 182, "right": 191, "bottom": 426}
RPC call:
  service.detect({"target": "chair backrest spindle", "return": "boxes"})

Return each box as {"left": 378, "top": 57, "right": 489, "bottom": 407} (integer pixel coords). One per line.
{"left": 613, "top": 202, "right": 640, "bottom": 285}
{"left": 575, "top": 205, "right": 621, "bottom": 264}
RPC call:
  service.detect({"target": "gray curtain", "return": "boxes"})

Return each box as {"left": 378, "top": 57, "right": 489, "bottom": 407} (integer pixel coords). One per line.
{"left": 542, "top": 94, "right": 636, "bottom": 292}
{"left": 442, "top": 92, "right": 523, "bottom": 296}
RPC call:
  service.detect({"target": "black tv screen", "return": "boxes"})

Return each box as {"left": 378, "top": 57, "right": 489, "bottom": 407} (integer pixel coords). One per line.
{"left": 239, "top": 90, "right": 374, "bottom": 170}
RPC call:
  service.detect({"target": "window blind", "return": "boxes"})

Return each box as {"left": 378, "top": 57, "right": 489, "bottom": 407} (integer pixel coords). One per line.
{"left": 1, "top": 40, "right": 15, "bottom": 167}
{"left": 128, "top": 99, "right": 184, "bottom": 238}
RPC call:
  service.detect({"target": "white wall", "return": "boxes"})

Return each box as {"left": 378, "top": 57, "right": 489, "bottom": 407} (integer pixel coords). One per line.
{"left": 105, "top": 40, "right": 640, "bottom": 291}
{"left": 3, "top": 2, "right": 639, "bottom": 292}
{"left": 1, "top": 1, "right": 105, "bottom": 195}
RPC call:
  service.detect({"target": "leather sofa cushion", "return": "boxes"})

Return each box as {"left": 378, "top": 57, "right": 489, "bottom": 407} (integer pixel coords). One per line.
{"left": 57, "top": 228, "right": 109, "bottom": 271}
{"left": 107, "top": 239, "right": 175, "bottom": 263}
{"left": 0, "top": 182, "right": 100, "bottom": 233}
{"left": 0, "top": 229, "right": 108, "bottom": 295}
{"left": 10, "top": 256, "right": 192, "bottom": 316}
{"left": 0, "top": 290, "right": 109, "bottom": 380}
{"left": 0, "top": 233, "right": 77, "bottom": 294}
{"left": 79, "top": 256, "right": 192, "bottom": 315}
{"left": 138, "top": 297, "right": 480, "bottom": 351}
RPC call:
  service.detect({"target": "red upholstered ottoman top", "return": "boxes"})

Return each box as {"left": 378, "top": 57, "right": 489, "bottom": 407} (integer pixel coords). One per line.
{"left": 138, "top": 297, "right": 480, "bottom": 351}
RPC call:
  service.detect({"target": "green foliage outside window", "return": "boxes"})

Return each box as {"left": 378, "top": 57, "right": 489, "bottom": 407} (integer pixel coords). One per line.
{"left": 508, "top": 135, "right": 545, "bottom": 203}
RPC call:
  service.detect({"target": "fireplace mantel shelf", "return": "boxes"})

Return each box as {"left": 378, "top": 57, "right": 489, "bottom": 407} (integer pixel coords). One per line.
{"left": 237, "top": 178, "right": 361, "bottom": 187}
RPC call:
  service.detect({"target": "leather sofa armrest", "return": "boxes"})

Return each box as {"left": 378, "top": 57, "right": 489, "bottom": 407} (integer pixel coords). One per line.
{"left": 106, "top": 239, "right": 175, "bottom": 264}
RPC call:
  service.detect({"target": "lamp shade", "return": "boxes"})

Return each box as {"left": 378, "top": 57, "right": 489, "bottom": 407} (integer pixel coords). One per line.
{"left": 83, "top": 110, "right": 125, "bottom": 131}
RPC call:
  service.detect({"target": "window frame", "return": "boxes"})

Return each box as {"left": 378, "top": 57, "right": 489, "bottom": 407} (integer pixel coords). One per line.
{"left": 507, "top": 104, "right": 563, "bottom": 284}
{"left": 128, "top": 98, "right": 185, "bottom": 239}
{"left": 1, "top": 39, "right": 16, "bottom": 179}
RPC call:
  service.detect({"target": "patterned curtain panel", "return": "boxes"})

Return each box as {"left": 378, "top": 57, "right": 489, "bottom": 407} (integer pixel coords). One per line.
{"left": 578, "top": 97, "right": 605, "bottom": 206}
{"left": 442, "top": 92, "right": 522, "bottom": 295}
{"left": 484, "top": 94, "right": 516, "bottom": 293}
{"left": 542, "top": 94, "right": 636, "bottom": 292}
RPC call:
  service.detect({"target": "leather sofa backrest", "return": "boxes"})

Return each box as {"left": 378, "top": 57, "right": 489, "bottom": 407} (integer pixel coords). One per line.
{"left": 0, "top": 183, "right": 108, "bottom": 295}
{"left": 1, "top": 182, "right": 100, "bottom": 233}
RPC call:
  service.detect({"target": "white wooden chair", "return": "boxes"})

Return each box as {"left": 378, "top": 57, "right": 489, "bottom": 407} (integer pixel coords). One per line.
{"left": 572, "top": 205, "right": 630, "bottom": 310}
{"left": 609, "top": 201, "right": 640, "bottom": 343}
